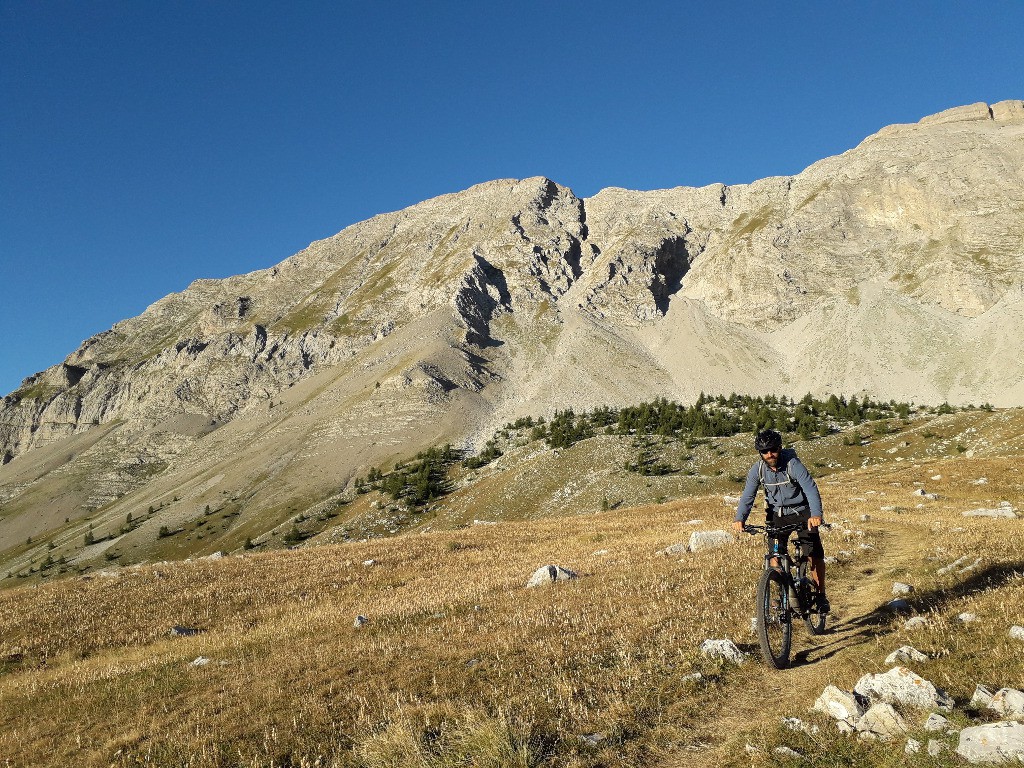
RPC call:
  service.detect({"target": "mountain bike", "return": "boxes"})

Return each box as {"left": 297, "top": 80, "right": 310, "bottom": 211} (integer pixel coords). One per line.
{"left": 743, "top": 521, "right": 829, "bottom": 669}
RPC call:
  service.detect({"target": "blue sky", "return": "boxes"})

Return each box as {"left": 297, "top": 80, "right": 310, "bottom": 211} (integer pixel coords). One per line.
{"left": 2, "top": 1, "right": 1022, "bottom": 395}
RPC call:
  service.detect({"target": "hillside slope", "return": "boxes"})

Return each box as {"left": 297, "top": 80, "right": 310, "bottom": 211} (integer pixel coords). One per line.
{"left": 0, "top": 418, "right": 1022, "bottom": 766}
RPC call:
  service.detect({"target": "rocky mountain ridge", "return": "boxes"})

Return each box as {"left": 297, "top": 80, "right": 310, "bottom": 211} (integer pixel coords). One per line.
{"left": 0, "top": 100, "right": 1022, "bottom": 557}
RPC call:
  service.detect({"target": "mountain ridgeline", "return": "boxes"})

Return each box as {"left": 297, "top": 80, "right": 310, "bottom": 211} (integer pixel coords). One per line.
{"left": 0, "top": 100, "right": 1022, "bottom": 566}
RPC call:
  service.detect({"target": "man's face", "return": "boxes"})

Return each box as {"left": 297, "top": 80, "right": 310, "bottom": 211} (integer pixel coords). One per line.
{"left": 760, "top": 448, "right": 779, "bottom": 469}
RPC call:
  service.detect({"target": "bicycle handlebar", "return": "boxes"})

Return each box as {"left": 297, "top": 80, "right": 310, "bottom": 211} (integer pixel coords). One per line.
{"left": 742, "top": 522, "right": 832, "bottom": 535}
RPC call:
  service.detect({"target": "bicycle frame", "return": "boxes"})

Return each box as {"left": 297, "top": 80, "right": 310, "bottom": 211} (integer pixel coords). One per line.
{"left": 746, "top": 522, "right": 816, "bottom": 618}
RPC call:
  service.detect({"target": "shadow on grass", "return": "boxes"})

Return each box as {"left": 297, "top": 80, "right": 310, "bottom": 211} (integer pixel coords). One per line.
{"left": 782, "top": 561, "right": 1024, "bottom": 668}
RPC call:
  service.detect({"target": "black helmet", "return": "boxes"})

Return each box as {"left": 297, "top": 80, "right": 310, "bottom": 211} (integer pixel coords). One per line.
{"left": 754, "top": 429, "right": 782, "bottom": 454}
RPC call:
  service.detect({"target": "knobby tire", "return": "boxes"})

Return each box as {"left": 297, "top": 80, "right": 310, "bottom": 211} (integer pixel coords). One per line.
{"left": 756, "top": 567, "right": 792, "bottom": 669}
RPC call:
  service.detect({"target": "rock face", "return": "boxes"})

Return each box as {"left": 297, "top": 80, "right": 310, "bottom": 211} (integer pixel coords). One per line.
{"left": 1, "top": 100, "right": 1024, "bottom": 558}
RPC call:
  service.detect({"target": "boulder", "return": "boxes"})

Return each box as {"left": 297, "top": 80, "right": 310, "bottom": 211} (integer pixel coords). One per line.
{"left": 957, "top": 721, "right": 1024, "bottom": 763}
{"left": 773, "top": 746, "right": 803, "bottom": 758}
{"left": 699, "top": 639, "right": 745, "bottom": 665}
{"left": 854, "top": 666, "right": 954, "bottom": 711}
{"left": 959, "top": 612, "right": 979, "bottom": 623}
{"left": 885, "top": 646, "right": 928, "bottom": 665}
{"left": 661, "top": 542, "right": 687, "bottom": 556}
{"left": 811, "top": 685, "right": 868, "bottom": 728}
{"left": 857, "top": 702, "right": 909, "bottom": 740}
{"left": 887, "top": 599, "right": 912, "bottom": 612}
{"left": 905, "top": 738, "right": 921, "bottom": 754}
{"left": 927, "top": 739, "right": 945, "bottom": 756}
{"left": 1010, "top": 626, "right": 1024, "bottom": 642}
{"left": 688, "top": 530, "right": 733, "bottom": 553}
{"left": 992, "top": 99, "right": 1024, "bottom": 122}
{"left": 904, "top": 616, "right": 929, "bottom": 630}
{"left": 892, "top": 582, "right": 914, "bottom": 596}
{"left": 526, "top": 565, "right": 578, "bottom": 588}
{"left": 990, "top": 688, "right": 1024, "bottom": 719}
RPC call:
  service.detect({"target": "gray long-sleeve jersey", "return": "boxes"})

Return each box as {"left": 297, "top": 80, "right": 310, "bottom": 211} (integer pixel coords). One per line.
{"left": 734, "top": 448, "right": 823, "bottom": 523}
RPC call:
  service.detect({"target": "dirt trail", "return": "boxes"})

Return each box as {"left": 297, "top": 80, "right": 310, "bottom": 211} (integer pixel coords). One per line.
{"left": 670, "top": 519, "right": 932, "bottom": 766}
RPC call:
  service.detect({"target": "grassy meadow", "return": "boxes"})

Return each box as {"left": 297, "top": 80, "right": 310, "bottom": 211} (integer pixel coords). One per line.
{"left": 0, "top": 413, "right": 1022, "bottom": 766}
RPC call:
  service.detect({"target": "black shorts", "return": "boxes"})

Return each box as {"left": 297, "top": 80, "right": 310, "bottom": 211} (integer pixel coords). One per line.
{"left": 768, "top": 509, "right": 825, "bottom": 560}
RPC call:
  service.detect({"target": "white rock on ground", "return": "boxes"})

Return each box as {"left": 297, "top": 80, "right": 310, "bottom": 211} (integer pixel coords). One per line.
{"left": 892, "top": 582, "right": 914, "bottom": 595}
{"left": 353, "top": 615, "right": 368, "bottom": 628}
{"left": 885, "top": 645, "right": 928, "bottom": 665}
{"left": 1010, "top": 626, "right": 1024, "bottom": 641}
{"left": 773, "top": 746, "right": 803, "bottom": 758}
{"left": 904, "top": 616, "right": 929, "bottom": 630}
{"left": 661, "top": 543, "right": 687, "bottom": 556}
{"left": 688, "top": 530, "right": 733, "bottom": 553}
{"left": 905, "top": 738, "right": 921, "bottom": 754}
{"left": 854, "top": 666, "right": 954, "bottom": 711}
{"left": 963, "top": 506, "right": 1018, "bottom": 518}
{"left": 924, "top": 713, "right": 953, "bottom": 732}
{"left": 526, "top": 565, "right": 578, "bottom": 588}
{"left": 938, "top": 555, "right": 972, "bottom": 575}
{"left": 990, "top": 688, "right": 1024, "bottom": 718}
{"left": 971, "top": 685, "right": 995, "bottom": 709}
{"left": 927, "top": 739, "right": 945, "bottom": 756}
{"left": 857, "top": 702, "right": 910, "bottom": 741}
{"left": 959, "top": 612, "right": 979, "bottom": 623}
{"left": 957, "top": 721, "right": 1024, "bottom": 763}
{"left": 699, "top": 639, "right": 745, "bottom": 664}
{"left": 811, "top": 685, "right": 868, "bottom": 728}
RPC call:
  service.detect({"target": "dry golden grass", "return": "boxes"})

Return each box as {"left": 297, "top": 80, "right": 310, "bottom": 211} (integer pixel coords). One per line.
{"left": 1, "top": 421, "right": 1023, "bottom": 767}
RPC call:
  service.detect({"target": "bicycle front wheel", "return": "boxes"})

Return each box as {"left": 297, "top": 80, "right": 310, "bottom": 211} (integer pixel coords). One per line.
{"left": 756, "top": 567, "right": 792, "bottom": 669}
{"left": 799, "top": 562, "right": 827, "bottom": 635}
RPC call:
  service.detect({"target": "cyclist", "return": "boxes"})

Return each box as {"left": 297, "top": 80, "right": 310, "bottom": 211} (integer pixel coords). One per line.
{"left": 732, "top": 428, "right": 830, "bottom": 613}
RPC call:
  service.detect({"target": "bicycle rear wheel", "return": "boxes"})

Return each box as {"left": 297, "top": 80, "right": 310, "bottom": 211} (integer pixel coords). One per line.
{"left": 756, "top": 567, "right": 792, "bottom": 668}
{"left": 800, "top": 562, "right": 827, "bottom": 635}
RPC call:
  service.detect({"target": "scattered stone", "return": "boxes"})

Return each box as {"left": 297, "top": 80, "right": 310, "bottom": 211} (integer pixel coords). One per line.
{"left": 931, "top": 474, "right": 942, "bottom": 481}
{"left": 190, "top": 656, "right": 210, "bottom": 667}
{"left": 744, "top": 743, "right": 758, "bottom": 754}
{"left": 938, "top": 555, "right": 972, "bottom": 575}
{"left": 661, "top": 543, "right": 687, "bottom": 556}
{"left": 592, "top": 549, "right": 609, "bottom": 556}
{"left": 990, "top": 688, "right": 1024, "bottom": 718}
{"left": 773, "top": 746, "right": 803, "bottom": 758}
{"left": 904, "top": 616, "right": 929, "bottom": 630}
{"left": 811, "top": 685, "right": 868, "bottom": 728}
{"left": 880, "top": 505, "right": 896, "bottom": 511}
{"left": 963, "top": 506, "right": 1018, "bottom": 518}
{"left": 960, "top": 558, "right": 983, "bottom": 574}
{"left": 472, "top": 519, "right": 496, "bottom": 526}
{"left": 688, "top": 530, "right": 733, "bottom": 553}
{"left": 1010, "top": 626, "right": 1024, "bottom": 642}
{"left": 892, "top": 582, "right": 914, "bottom": 596}
{"left": 782, "top": 717, "right": 819, "bottom": 735}
{"left": 579, "top": 733, "right": 605, "bottom": 746}
{"left": 858, "top": 543, "right": 875, "bottom": 550}
{"left": 857, "top": 702, "right": 910, "bottom": 740}
{"left": 353, "top": 615, "right": 368, "bottom": 628}
{"left": 927, "top": 739, "right": 945, "bottom": 756}
{"left": 957, "top": 721, "right": 1024, "bottom": 763}
{"left": 362, "top": 559, "right": 377, "bottom": 567}
{"left": 913, "top": 488, "right": 939, "bottom": 500}
{"left": 722, "top": 495, "right": 741, "bottom": 506}
{"left": 680, "top": 672, "right": 703, "bottom": 683}
{"left": 887, "top": 599, "right": 911, "bottom": 612}
{"left": 859, "top": 514, "right": 871, "bottom": 522}
{"left": 685, "top": 519, "right": 705, "bottom": 525}
{"left": 699, "top": 639, "right": 745, "bottom": 665}
{"left": 824, "top": 556, "right": 839, "bottom": 565}
{"left": 885, "top": 646, "right": 927, "bottom": 665}
{"left": 958, "top": 612, "right": 979, "bottom": 623}
{"left": 971, "top": 685, "right": 995, "bottom": 709}
{"left": 526, "top": 565, "right": 578, "bottom": 588}
{"left": 854, "top": 666, "right": 954, "bottom": 711}
{"left": 971, "top": 477, "right": 988, "bottom": 485}
{"left": 905, "top": 738, "right": 921, "bottom": 754}
{"left": 925, "top": 713, "right": 953, "bottom": 732}
{"left": 169, "top": 626, "right": 201, "bottom": 637}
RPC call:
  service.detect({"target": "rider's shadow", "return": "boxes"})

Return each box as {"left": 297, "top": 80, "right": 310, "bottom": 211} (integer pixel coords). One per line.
{"left": 762, "top": 561, "right": 1024, "bottom": 668}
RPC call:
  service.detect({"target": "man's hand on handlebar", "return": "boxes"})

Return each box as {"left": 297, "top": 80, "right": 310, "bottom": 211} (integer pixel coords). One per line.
{"left": 732, "top": 520, "right": 745, "bottom": 535}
